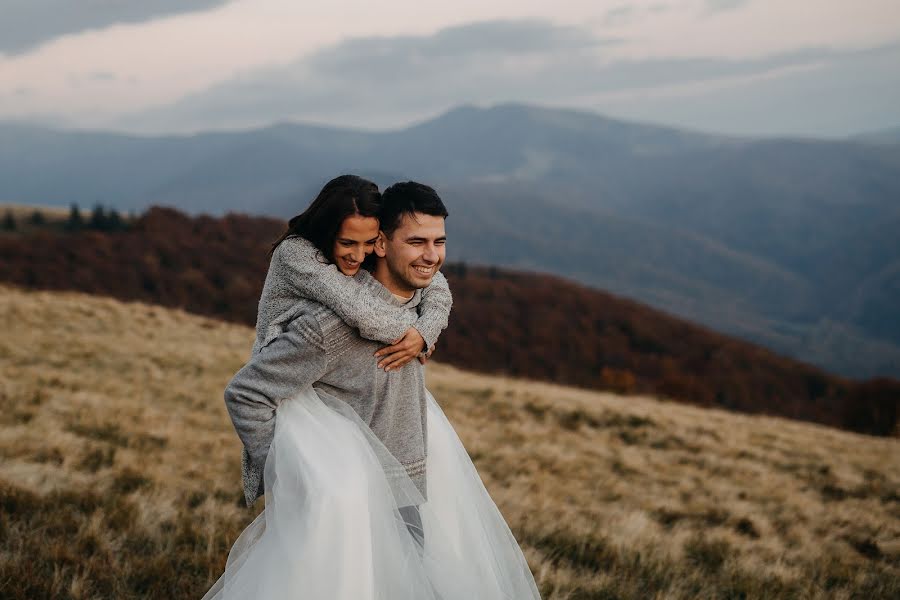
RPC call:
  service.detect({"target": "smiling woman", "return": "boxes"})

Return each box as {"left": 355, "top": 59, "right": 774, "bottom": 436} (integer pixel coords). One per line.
{"left": 271, "top": 174, "right": 381, "bottom": 267}
{"left": 333, "top": 214, "right": 380, "bottom": 276}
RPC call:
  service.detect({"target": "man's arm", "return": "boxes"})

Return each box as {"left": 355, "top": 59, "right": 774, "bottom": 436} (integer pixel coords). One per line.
{"left": 224, "top": 316, "right": 327, "bottom": 505}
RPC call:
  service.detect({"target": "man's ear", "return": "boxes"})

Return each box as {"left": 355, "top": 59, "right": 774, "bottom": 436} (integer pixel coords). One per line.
{"left": 374, "top": 232, "right": 387, "bottom": 258}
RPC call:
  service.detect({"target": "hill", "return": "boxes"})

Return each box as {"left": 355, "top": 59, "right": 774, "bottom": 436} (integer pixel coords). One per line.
{"left": 1, "top": 286, "right": 898, "bottom": 599}
{"left": 3, "top": 207, "right": 899, "bottom": 436}
{"left": 2, "top": 104, "right": 900, "bottom": 379}
{"left": 853, "top": 126, "right": 900, "bottom": 145}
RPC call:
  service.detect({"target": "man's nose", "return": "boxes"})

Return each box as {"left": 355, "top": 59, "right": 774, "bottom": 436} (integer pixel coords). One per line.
{"left": 422, "top": 245, "right": 439, "bottom": 263}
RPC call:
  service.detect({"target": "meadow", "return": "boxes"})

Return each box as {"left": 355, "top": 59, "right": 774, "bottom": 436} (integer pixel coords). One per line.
{"left": 1, "top": 285, "right": 898, "bottom": 599}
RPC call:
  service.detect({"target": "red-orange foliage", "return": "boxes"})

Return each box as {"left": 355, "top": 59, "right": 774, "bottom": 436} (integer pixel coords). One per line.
{"left": 1, "top": 207, "right": 897, "bottom": 436}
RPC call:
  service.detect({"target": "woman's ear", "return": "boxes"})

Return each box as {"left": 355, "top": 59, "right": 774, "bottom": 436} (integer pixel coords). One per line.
{"left": 374, "top": 232, "right": 388, "bottom": 258}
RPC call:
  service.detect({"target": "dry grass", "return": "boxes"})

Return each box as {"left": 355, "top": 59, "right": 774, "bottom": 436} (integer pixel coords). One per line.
{"left": 0, "top": 203, "right": 69, "bottom": 220}
{"left": 1, "top": 285, "right": 898, "bottom": 599}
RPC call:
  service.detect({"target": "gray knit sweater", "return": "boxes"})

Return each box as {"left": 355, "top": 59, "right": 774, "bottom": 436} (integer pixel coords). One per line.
{"left": 253, "top": 236, "right": 452, "bottom": 355}
{"left": 226, "top": 273, "right": 431, "bottom": 506}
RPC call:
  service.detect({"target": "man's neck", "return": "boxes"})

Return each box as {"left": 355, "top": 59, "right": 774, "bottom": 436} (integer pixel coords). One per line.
{"left": 373, "top": 261, "right": 416, "bottom": 299}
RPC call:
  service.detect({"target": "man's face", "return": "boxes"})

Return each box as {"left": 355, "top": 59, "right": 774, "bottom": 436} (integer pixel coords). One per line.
{"left": 375, "top": 212, "right": 446, "bottom": 294}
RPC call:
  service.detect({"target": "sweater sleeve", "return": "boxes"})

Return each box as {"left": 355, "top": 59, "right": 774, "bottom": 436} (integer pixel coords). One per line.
{"left": 413, "top": 270, "right": 452, "bottom": 351}
{"left": 275, "top": 237, "right": 451, "bottom": 346}
{"left": 224, "top": 316, "right": 327, "bottom": 505}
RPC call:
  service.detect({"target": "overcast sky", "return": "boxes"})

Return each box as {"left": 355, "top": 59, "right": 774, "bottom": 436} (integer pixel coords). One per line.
{"left": 1, "top": 0, "right": 898, "bottom": 137}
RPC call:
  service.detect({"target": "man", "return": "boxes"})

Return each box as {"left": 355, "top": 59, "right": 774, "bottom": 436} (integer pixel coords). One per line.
{"left": 224, "top": 182, "right": 448, "bottom": 537}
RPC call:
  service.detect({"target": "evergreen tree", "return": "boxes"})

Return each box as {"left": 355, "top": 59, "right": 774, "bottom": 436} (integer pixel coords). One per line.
{"left": 107, "top": 209, "right": 124, "bottom": 231}
{"left": 90, "top": 204, "right": 108, "bottom": 231}
{"left": 66, "top": 203, "right": 84, "bottom": 231}
{"left": 28, "top": 210, "right": 46, "bottom": 226}
{"left": 2, "top": 210, "right": 16, "bottom": 231}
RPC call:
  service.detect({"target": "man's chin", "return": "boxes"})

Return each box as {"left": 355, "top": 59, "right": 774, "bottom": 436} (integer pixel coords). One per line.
{"left": 409, "top": 274, "right": 434, "bottom": 288}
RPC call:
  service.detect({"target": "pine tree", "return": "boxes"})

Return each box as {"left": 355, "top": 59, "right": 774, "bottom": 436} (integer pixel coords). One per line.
{"left": 66, "top": 203, "right": 84, "bottom": 231}
{"left": 107, "top": 209, "right": 124, "bottom": 231}
{"left": 28, "top": 210, "right": 46, "bottom": 226}
{"left": 90, "top": 204, "right": 108, "bottom": 231}
{"left": 2, "top": 210, "right": 16, "bottom": 231}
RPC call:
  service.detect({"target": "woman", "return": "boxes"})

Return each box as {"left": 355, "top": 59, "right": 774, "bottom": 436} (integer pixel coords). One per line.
{"left": 203, "top": 175, "right": 541, "bottom": 599}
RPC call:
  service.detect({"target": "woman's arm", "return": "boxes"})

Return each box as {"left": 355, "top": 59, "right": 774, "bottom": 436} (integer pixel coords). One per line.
{"left": 373, "top": 272, "right": 452, "bottom": 371}
{"left": 274, "top": 237, "right": 452, "bottom": 348}
{"left": 412, "top": 270, "right": 452, "bottom": 351}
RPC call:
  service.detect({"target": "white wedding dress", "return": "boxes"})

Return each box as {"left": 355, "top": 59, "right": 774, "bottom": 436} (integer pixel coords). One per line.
{"left": 202, "top": 388, "right": 542, "bottom": 599}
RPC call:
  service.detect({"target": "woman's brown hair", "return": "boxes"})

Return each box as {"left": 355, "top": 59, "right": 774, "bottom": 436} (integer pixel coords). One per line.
{"left": 271, "top": 175, "right": 381, "bottom": 262}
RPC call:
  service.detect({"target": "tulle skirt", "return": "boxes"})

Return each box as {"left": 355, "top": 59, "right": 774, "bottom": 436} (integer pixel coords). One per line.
{"left": 202, "top": 387, "right": 541, "bottom": 599}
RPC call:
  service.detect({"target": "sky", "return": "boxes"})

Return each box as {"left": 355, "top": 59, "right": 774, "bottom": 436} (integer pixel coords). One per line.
{"left": 1, "top": 0, "right": 899, "bottom": 137}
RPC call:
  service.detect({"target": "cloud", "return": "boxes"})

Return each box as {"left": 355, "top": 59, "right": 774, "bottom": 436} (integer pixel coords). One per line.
{"left": 120, "top": 19, "right": 615, "bottom": 129}
{"left": 116, "top": 19, "right": 900, "bottom": 137}
{"left": 587, "top": 42, "right": 900, "bottom": 137}
{"left": 704, "top": 0, "right": 750, "bottom": 13}
{"left": 0, "top": 0, "right": 233, "bottom": 54}
{"left": 307, "top": 19, "right": 602, "bottom": 78}
{"left": 603, "top": 5, "right": 637, "bottom": 26}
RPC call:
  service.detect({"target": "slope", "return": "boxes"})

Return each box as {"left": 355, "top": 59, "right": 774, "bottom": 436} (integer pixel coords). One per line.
{"left": 1, "top": 287, "right": 898, "bottom": 599}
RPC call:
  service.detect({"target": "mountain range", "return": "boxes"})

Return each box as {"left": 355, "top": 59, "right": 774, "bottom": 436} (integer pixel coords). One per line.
{"left": 2, "top": 103, "right": 899, "bottom": 378}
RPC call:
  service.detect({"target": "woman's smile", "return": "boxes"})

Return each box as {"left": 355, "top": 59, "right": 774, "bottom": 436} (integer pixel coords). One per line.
{"left": 333, "top": 214, "right": 380, "bottom": 276}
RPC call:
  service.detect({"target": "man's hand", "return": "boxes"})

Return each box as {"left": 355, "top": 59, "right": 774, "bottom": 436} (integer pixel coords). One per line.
{"left": 375, "top": 327, "right": 426, "bottom": 371}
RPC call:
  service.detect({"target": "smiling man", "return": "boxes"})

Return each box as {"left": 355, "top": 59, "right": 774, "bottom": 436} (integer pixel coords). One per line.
{"left": 374, "top": 181, "right": 448, "bottom": 299}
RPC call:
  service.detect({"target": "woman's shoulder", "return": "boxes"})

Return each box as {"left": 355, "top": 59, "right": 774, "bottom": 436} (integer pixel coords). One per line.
{"left": 273, "top": 236, "right": 318, "bottom": 262}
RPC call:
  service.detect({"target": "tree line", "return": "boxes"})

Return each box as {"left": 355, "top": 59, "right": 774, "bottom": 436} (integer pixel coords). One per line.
{"left": 1, "top": 204, "right": 129, "bottom": 233}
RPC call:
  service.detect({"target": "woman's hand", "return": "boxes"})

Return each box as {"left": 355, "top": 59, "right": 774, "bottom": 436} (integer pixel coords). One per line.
{"left": 375, "top": 327, "right": 426, "bottom": 371}
{"left": 418, "top": 343, "right": 435, "bottom": 365}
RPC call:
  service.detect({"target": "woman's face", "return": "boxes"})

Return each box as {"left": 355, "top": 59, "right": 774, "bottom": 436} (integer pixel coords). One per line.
{"left": 333, "top": 214, "right": 380, "bottom": 276}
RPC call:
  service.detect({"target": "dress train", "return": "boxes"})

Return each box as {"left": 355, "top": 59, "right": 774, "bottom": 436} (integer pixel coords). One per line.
{"left": 202, "top": 387, "right": 541, "bottom": 599}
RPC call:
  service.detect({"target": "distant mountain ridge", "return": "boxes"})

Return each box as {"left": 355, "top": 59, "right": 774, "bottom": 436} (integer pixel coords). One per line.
{"left": 852, "top": 125, "right": 900, "bottom": 144}
{"left": 2, "top": 103, "right": 899, "bottom": 378}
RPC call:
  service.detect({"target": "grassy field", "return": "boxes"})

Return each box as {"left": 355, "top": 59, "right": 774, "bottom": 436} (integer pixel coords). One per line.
{"left": 1, "top": 285, "right": 898, "bottom": 599}
{"left": 0, "top": 203, "right": 69, "bottom": 222}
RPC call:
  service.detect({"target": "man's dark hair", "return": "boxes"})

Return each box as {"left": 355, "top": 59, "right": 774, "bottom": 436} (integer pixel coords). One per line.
{"left": 379, "top": 181, "right": 448, "bottom": 238}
